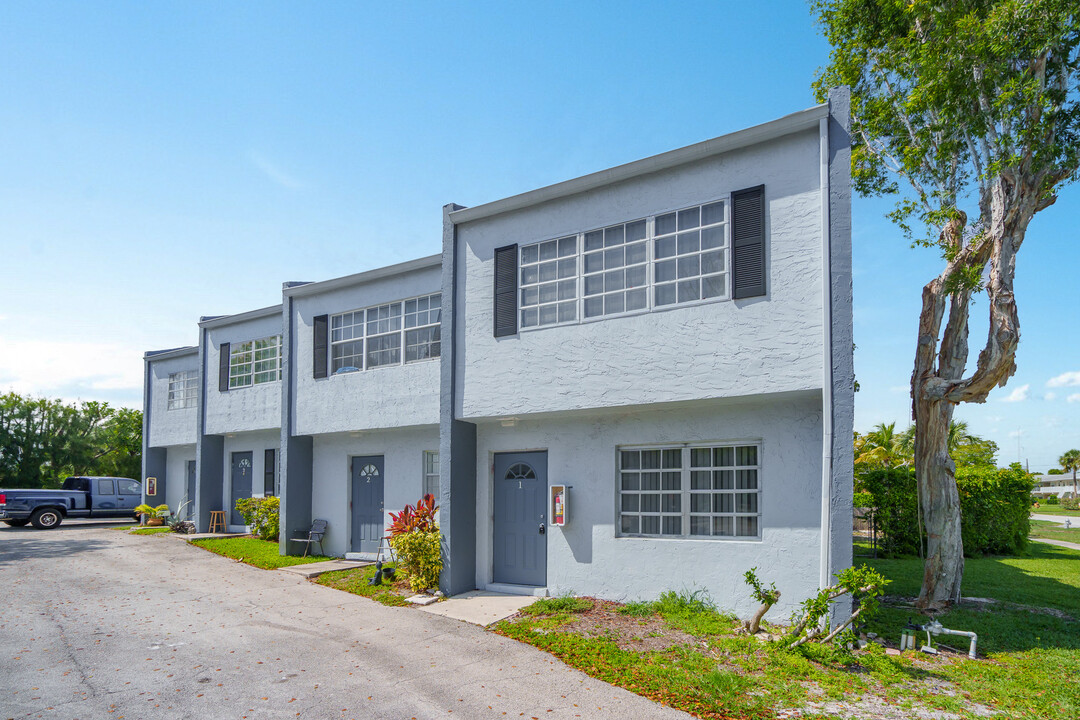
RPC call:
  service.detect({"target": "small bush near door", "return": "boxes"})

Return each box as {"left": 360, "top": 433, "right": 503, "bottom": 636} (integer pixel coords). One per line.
{"left": 235, "top": 496, "right": 280, "bottom": 541}
{"left": 387, "top": 494, "right": 442, "bottom": 593}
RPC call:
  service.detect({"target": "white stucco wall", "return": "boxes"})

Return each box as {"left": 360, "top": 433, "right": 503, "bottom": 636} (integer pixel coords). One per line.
{"left": 310, "top": 426, "right": 439, "bottom": 557}
{"left": 147, "top": 353, "right": 198, "bottom": 448}
{"left": 222, "top": 429, "right": 280, "bottom": 530}
{"left": 204, "top": 312, "right": 283, "bottom": 435}
{"left": 164, "top": 445, "right": 196, "bottom": 514}
{"left": 454, "top": 128, "right": 823, "bottom": 420}
{"left": 472, "top": 392, "right": 822, "bottom": 617}
{"left": 291, "top": 265, "right": 442, "bottom": 435}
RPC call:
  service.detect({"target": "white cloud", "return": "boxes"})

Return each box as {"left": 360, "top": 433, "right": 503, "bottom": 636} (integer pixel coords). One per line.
{"left": 1001, "top": 384, "right": 1030, "bottom": 403}
{"left": 1047, "top": 371, "right": 1080, "bottom": 388}
{"left": 1068, "top": 393, "right": 1080, "bottom": 404}
{"left": 248, "top": 150, "right": 303, "bottom": 189}
{"left": 1044, "top": 392, "right": 1057, "bottom": 401}
{"left": 888, "top": 385, "right": 909, "bottom": 394}
{"left": 0, "top": 336, "right": 143, "bottom": 402}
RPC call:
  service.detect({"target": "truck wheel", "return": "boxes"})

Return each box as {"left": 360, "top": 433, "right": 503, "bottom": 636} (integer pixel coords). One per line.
{"left": 3, "top": 519, "right": 29, "bottom": 527}
{"left": 30, "top": 508, "right": 63, "bottom": 529}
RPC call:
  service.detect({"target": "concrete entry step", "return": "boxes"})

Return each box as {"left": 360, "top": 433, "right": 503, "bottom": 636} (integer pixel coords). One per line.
{"left": 278, "top": 559, "right": 371, "bottom": 579}
{"left": 417, "top": 590, "right": 538, "bottom": 626}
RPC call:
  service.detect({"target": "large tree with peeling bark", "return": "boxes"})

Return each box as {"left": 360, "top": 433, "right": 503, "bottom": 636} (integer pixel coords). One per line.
{"left": 813, "top": 0, "right": 1080, "bottom": 610}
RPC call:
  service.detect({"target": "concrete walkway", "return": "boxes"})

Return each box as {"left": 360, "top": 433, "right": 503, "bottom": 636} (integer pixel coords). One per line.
{"left": 1031, "top": 537, "right": 1080, "bottom": 551}
{"left": 1032, "top": 513, "right": 1077, "bottom": 526}
{"left": 278, "top": 558, "right": 370, "bottom": 579}
{"left": 0, "top": 524, "right": 689, "bottom": 719}
{"left": 418, "top": 590, "right": 538, "bottom": 626}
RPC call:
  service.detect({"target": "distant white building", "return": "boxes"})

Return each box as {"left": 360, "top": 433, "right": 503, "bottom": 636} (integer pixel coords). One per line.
{"left": 1033, "top": 474, "right": 1076, "bottom": 499}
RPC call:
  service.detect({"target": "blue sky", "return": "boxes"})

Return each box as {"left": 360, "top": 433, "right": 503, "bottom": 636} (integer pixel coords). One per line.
{"left": 1, "top": 1, "right": 1077, "bottom": 470}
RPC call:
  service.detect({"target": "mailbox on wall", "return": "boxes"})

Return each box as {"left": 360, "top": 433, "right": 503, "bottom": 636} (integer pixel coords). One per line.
{"left": 551, "top": 485, "right": 568, "bottom": 527}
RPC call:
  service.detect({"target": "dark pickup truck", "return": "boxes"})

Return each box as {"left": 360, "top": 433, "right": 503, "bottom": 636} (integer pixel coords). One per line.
{"left": 0, "top": 476, "right": 143, "bottom": 529}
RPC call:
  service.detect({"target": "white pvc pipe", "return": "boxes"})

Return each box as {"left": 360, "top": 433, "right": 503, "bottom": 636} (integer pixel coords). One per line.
{"left": 818, "top": 115, "right": 835, "bottom": 591}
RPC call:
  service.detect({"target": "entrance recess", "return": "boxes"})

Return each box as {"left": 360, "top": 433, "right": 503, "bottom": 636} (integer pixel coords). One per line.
{"left": 230, "top": 451, "right": 253, "bottom": 526}
{"left": 493, "top": 451, "right": 547, "bottom": 586}
{"left": 351, "top": 455, "right": 385, "bottom": 554}
{"left": 186, "top": 460, "right": 197, "bottom": 519}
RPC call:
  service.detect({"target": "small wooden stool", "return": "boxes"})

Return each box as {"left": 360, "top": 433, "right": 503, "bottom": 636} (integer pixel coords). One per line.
{"left": 208, "top": 511, "right": 227, "bottom": 534}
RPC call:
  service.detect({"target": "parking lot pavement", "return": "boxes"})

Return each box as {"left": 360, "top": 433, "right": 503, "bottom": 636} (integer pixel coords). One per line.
{"left": 0, "top": 524, "right": 690, "bottom": 720}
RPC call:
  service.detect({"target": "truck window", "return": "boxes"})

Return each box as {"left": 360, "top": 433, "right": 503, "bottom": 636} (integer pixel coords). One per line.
{"left": 117, "top": 479, "right": 141, "bottom": 496}
{"left": 97, "top": 479, "right": 115, "bottom": 495}
{"left": 63, "top": 477, "right": 90, "bottom": 492}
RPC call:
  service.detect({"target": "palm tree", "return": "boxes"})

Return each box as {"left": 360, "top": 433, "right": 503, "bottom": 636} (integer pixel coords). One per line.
{"left": 855, "top": 422, "right": 909, "bottom": 468}
{"left": 1060, "top": 449, "right": 1080, "bottom": 499}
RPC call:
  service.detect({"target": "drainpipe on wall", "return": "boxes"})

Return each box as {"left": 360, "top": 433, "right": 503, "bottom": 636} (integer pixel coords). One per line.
{"left": 818, "top": 113, "right": 834, "bottom": 592}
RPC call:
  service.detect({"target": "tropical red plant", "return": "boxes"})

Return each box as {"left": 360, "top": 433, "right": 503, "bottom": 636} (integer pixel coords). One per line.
{"left": 386, "top": 493, "right": 438, "bottom": 538}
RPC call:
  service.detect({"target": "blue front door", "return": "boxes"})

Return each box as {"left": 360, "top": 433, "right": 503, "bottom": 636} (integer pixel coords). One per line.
{"left": 493, "top": 451, "right": 547, "bottom": 586}
{"left": 230, "top": 452, "right": 253, "bottom": 526}
{"left": 351, "top": 456, "right": 385, "bottom": 554}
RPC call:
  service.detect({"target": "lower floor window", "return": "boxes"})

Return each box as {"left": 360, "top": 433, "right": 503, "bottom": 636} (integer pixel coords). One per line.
{"left": 423, "top": 450, "right": 439, "bottom": 499}
{"left": 618, "top": 443, "right": 760, "bottom": 539}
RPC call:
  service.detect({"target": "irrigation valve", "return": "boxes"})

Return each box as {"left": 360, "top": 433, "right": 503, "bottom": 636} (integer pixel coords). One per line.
{"left": 551, "top": 485, "right": 568, "bottom": 527}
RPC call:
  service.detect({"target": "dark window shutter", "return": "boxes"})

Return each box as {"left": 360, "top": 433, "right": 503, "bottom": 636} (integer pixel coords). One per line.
{"left": 493, "top": 244, "right": 518, "bottom": 337}
{"left": 264, "top": 449, "right": 276, "bottom": 496}
{"left": 732, "top": 185, "right": 766, "bottom": 299}
{"left": 218, "top": 342, "right": 230, "bottom": 392}
{"left": 313, "top": 314, "right": 328, "bottom": 379}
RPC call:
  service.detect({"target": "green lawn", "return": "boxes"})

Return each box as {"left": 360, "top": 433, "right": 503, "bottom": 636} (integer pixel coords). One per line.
{"left": 189, "top": 536, "right": 332, "bottom": 569}
{"left": 496, "top": 545, "right": 1080, "bottom": 719}
{"left": 129, "top": 526, "right": 173, "bottom": 535}
{"left": 314, "top": 563, "right": 410, "bottom": 606}
{"left": 1030, "top": 519, "right": 1080, "bottom": 544}
{"left": 1032, "top": 505, "right": 1080, "bottom": 517}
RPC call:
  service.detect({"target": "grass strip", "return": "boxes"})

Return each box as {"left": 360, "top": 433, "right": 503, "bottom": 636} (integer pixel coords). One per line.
{"left": 314, "top": 564, "right": 410, "bottom": 606}
{"left": 129, "top": 527, "right": 173, "bottom": 535}
{"left": 190, "top": 536, "right": 332, "bottom": 569}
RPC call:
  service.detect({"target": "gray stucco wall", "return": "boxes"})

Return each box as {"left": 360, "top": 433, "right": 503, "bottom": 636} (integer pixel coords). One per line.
{"left": 204, "top": 312, "right": 283, "bottom": 435}
{"left": 472, "top": 392, "right": 822, "bottom": 616}
{"left": 290, "top": 265, "right": 442, "bottom": 436}
{"left": 453, "top": 128, "right": 824, "bottom": 420}
{"left": 147, "top": 353, "right": 199, "bottom": 448}
{"left": 309, "top": 426, "right": 439, "bottom": 556}
{"left": 165, "top": 446, "right": 196, "bottom": 513}
{"left": 222, "top": 429, "right": 280, "bottom": 530}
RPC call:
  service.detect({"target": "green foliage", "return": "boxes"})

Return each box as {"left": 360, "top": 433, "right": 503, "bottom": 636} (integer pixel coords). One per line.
{"left": 0, "top": 392, "right": 143, "bottom": 488}
{"left": 191, "top": 536, "right": 330, "bottom": 569}
{"left": 743, "top": 567, "right": 780, "bottom": 605}
{"left": 315, "top": 564, "right": 409, "bottom": 607}
{"left": 234, "top": 496, "right": 279, "bottom": 540}
{"left": 1062, "top": 497, "right": 1080, "bottom": 511}
{"left": 1047, "top": 468, "right": 1065, "bottom": 475}
{"left": 615, "top": 600, "right": 654, "bottom": 617}
{"left": 859, "top": 467, "right": 922, "bottom": 555}
{"left": 855, "top": 420, "right": 997, "bottom": 472}
{"left": 129, "top": 526, "right": 172, "bottom": 535}
{"left": 787, "top": 565, "right": 889, "bottom": 648}
{"left": 386, "top": 493, "right": 438, "bottom": 537}
{"left": 389, "top": 528, "right": 441, "bottom": 592}
{"left": 521, "top": 596, "right": 592, "bottom": 615}
{"left": 956, "top": 464, "right": 1034, "bottom": 555}
{"left": 134, "top": 503, "right": 170, "bottom": 519}
{"left": 1047, "top": 494, "right": 1061, "bottom": 505}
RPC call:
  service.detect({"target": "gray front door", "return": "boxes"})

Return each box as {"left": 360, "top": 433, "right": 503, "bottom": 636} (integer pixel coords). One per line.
{"left": 230, "top": 452, "right": 253, "bottom": 526}
{"left": 493, "top": 451, "right": 547, "bottom": 586}
{"left": 351, "top": 456, "right": 385, "bottom": 554}
{"left": 186, "top": 460, "right": 197, "bottom": 520}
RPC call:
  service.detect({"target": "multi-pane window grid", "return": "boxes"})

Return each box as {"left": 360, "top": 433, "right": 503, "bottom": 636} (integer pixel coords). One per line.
{"left": 517, "top": 200, "right": 728, "bottom": 330}
{"left": 229, "top": 336, "right": 281, "bottom": 389}
{"left": 619, "top": 444, "right": 760, "bottom": 539}
{"left": 167, "top": 370, "right": 198, "bottom": 409}
{"left": 423, "top": 451, "right": 439, "bottom": 499}
{"left": 330, "top": 294, "right": 440, "bottom": 373}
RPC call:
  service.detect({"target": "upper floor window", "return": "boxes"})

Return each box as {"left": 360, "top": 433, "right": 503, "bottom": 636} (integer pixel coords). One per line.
{"left": 331, "top": 293, "right": 440, "bottom": 373}
{"left": 167, "top": 370, "right": 198, "bottom": 409}
{"left": 229, "top": 336, "right": 281, "bottom": 388}
{"left": 516, "top": 199, "right": 730, "bottom": 330}
{"left": 618, "top": 442, "right": 760, "bottom": 540}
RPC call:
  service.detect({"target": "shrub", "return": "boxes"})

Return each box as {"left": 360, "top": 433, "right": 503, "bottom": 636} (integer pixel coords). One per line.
{"left": 387, "top": 494, "right": 442, "bottom": 592}
{"left": 134, "top": 503, "right": 171, "bottom": 520}
{"left": 1062, "top": 497, "right": 1079, "bottom": 511}
{"left": 858, "top": 468, "right": 920, "bottom": 556}
{"left": 1046, "top": 495, "right": 1060, "bottom": 505}
{"left": 235, "top": 496, "right": 280, "bottom": 541}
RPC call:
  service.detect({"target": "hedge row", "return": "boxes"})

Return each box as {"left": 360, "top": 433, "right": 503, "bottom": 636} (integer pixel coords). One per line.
{"left": 857, "top": 465, "right": 1033, "bottom": 557}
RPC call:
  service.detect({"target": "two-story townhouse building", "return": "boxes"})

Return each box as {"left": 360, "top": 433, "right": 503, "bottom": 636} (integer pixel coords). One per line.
{"left": 196, "top": 305, "right": 284, "bottom": 532}
{"left": 437, "top": 90, "right": 853, "bottom": 616}
{"left": 278, "top": 257, "right": 443, "bottom": 558}
{"left": 142, "top": 346, "right": 200, "bottom": 516}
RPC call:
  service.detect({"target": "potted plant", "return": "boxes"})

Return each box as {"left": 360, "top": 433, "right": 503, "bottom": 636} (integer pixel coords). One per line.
{"left": 134, "top": 503, "right": 171, "bottom": 526}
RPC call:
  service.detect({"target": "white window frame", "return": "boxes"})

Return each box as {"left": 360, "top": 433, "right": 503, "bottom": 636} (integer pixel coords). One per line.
{"left": 423, "top": 450, "right": 439, "bottom": 499}
{"left": 517, "top": 197, "right": 730, "bottom": 333}
{"left": 616, "top": 441, "right": 761, "bottom": 541}
{"left": 330, "top": 293, "right": 441, "bottom": 374}
{"left": 167, "top": 370, "right": 198, "bottom": 410}
{"left": 229, "top": 336, "right": 281, "bottom": 389}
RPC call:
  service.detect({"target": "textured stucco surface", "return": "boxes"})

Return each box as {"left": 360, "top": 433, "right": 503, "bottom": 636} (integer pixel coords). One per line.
{"left": 221, "top": 429, "right": 280, "bottom": 531}
{"left": 164, "top": 446, "right": 196, "bottom": 512}
{"left": 146, "top": 353, "right": 199, "bottom": 448}
{"left": 290, "top": 264, "right": 442, "bottom": 435}
{"left": 454, "top": 128, "right": 823, "bottom": 420}
{"left": 310, "top": 426, "right": 439, "bottom": 556}
{"left": 471, "top": 392, "right": 823, "bottom": 617}
{"left": 204, "top": 313, "right": 283, "bottom": 436}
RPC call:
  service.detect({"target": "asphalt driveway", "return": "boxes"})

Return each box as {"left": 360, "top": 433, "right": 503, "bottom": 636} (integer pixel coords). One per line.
{"left": 0, "top": 523, "right": 689, "bottom": 719}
